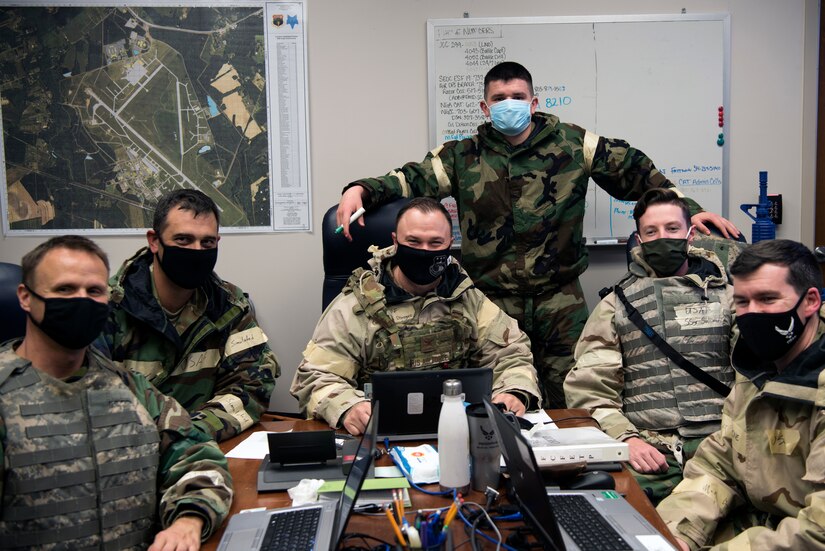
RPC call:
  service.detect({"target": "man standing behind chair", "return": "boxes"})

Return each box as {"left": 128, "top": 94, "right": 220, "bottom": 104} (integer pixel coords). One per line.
{"left": 657, "top": 240, "right": 825, "bottom": 550}
{"left": 0, "top": 236, "right": 232, "bottom": 549}
{"left": 564, "top": 189, "right": 735, "bottom": 503}
{"left": 336, "top": 61, "right": 739, "bottom": 409}
{"left": 292, "top": 197, "right": 541, "bottom": 435}
{"left": 97, "top": 189, "right": 280, "bottom": 442}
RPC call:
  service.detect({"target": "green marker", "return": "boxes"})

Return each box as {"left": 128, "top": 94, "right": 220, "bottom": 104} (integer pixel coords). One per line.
{"left": 335, "top": 207, "right": 365, "bottom": 234}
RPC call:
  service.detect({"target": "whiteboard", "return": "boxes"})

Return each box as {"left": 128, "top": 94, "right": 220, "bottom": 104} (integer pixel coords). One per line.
{"left": 427, "top": 14, "right": 729, "bottom": 243}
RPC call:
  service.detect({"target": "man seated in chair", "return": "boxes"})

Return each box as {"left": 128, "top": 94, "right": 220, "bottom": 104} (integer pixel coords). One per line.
{"left": 564, "top": 188, "right": 735, "bottom": 503}
{"left": 657, "top": 239, "right": 825, "bottom": 550}
{"left": 96, "top": 189, "right": 280, "bottom": 442}
{"left": 0, "top": 236, "right": 232, "bottom": 549}
{"left": 291, "top": 197, "right": 541, "bottom": 435}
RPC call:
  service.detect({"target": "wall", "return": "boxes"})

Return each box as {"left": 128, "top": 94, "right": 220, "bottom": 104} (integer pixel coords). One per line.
{"left": 0, "top": 0, "right": 818, "bottom": 414}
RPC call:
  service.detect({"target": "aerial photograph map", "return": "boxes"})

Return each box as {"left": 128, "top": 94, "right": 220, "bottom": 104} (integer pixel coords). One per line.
{"left": 0, "top": 5, "right": 272, "bottom": 233}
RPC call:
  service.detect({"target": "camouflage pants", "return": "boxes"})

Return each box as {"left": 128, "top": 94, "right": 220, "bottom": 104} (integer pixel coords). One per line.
{"left": 630, "top": 436, "right": 703, "bottom": 505}
{"left": 487, "top": 279, "right": 588, "bottom": 409}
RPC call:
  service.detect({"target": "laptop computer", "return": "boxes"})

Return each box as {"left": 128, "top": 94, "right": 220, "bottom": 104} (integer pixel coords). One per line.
{"left": 483, "top": 399, "right": 675, "bottom": 551}
{"left": 217, "top": 403, "right": 379, "bottom": 551}
{"left": 369, "top": 368, "right": 492, "bottom": 441}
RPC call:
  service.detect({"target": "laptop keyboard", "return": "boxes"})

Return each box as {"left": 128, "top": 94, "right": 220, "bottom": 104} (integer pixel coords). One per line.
{"left": 260, "top": 507, "right": 322, "bottom": 551}
{"left": 546, "top": 494, "right": 633, "bottom": 551}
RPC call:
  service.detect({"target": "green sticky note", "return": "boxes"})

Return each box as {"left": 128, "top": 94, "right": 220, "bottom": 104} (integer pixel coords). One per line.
{"left": 318, "top": 477, "right": 410, "bottom": 493}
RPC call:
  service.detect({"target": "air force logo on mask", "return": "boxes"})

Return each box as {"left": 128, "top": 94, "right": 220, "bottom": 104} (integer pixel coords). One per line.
{"left": 776, "top": 318, "right": 798, "bottom": 344}
{"left": 428, "top": 255, "right": 449, "bottom": 277}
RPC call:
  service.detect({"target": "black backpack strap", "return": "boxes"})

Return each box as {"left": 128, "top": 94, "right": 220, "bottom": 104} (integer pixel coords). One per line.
{"left": 614, "top": 285, "right": 731, "bottom": 397}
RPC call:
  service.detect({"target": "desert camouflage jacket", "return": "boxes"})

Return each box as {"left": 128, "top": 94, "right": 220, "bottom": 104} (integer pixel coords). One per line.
{"left": 96, "top": 248, "right": 280, "bottom": 442}
{"left": 290, "top": 246, "right": 541, "bottom": 428}
{"left": 657, "top": 305, "right": 825, "bottom": 550}
{"left": 346, "top": 112, "right": 702, "bottom": 295}
{"left": 0, "top": 342, "right": 233, "bottom": 547}
{"left": 565, "top": 246, "right": 734, "bottom": 447}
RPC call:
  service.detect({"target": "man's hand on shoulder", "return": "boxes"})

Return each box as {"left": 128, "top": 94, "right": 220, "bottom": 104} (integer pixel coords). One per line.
{"left": 491, "top": 392, "right": 526, "bottom": 416}
{"left": 149, "top": 515, "right": 203, "bottom": 551}
{"left": 625, "top": 437, "right": 669, "bottom": 473}
{"left": 342, "top": 401, "right": 372, "bottom": 435}
{"left": 691, "top": 211, "right": 740, "bottom": 239}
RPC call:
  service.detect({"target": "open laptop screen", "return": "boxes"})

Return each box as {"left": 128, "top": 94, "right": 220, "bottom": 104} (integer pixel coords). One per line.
{"left": 370, "top": 368, "right": 493, "bottom": 440}
{"left": 333, "top": 401, "right": 379, "bottom": 546}
{"left": 483, "top": 398, "right": 566, "bottom": 551}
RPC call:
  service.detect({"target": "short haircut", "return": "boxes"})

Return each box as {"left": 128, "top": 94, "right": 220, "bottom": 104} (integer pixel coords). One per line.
{"left": 152, "top": 189, "right": 220, "bottom": 235}
{"left": 633, "top": 188, "right": 691, "bottom": 231}
{"left": 21, "top": 235, "right": 110, "bottom": 288}
{"left": 730, "top": 239, "right": 822, "bottom": 295}
{"left": 395, "top": 197, "right": 453, "bottom": 230}
{"left": 484, "top": 61, "right": 534, "bottom": 98}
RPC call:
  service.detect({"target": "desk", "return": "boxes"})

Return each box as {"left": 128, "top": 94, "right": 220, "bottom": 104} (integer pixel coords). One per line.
{"left": 203, "top": 410, "right": 677, "bottom": 550}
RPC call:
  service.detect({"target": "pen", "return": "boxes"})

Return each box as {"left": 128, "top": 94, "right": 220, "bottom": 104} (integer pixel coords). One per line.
{"left": 334, "top": 207, "right": 366, "bottom": 234}
{"left": 441, "top": 501, "right": 459, "bottom": 532}
{"left": 385, "top": 505, "right": 407, "bottom": 546}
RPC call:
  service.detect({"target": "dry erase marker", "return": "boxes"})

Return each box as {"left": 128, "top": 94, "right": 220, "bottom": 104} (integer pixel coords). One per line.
{"left": 335, "top": 207, "right": 366, "bottom": 234}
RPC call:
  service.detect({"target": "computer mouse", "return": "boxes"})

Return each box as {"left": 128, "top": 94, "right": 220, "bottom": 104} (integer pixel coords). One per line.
{"left": 561, "top": 470, "right": 616, "bottom": 491}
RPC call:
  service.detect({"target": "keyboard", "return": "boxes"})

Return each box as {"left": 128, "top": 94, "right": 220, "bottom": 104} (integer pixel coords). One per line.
{"left": 546, "top": 494, "right": 632, "bottom": 551}
{"left": 260, "top": 507, "right": 323, "bottom": 551}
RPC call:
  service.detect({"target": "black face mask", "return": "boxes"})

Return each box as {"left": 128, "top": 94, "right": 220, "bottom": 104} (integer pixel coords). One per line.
{"left": 156, "top": 241, "right": 218, "bottom": 290}
{"left": 394, "top": 243, "right": 451, "bottom": 286}
{"left": 640, "top": 237, "right": 689, "bottom": 277}
{"left": 26, "top": 286, "right": 110, "bottom": 350}
{"left": 737, "top": 292, "right": 808, "bottom": 362}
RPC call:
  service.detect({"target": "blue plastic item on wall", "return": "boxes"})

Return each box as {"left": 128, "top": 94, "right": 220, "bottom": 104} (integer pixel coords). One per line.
{"left": 740, "top": 171, "right": 776, "bottom": 243}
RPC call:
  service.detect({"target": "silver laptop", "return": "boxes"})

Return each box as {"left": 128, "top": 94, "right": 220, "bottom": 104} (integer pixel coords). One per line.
{"left": 483, "top": 399, "right": 675, "bottom": 551}
{"left": 369, "top": 367, "right": 492, "bottom": 441}
{"left": 217, "top": 403, "right": 379, "bottom": 551}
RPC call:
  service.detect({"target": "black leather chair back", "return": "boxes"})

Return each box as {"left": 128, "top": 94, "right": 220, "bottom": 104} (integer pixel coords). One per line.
{"left": 321, "top": 199, "right": 410, "bottom": 310}
{"left": 0, "top": 262, "right": 26, "bottom": 343}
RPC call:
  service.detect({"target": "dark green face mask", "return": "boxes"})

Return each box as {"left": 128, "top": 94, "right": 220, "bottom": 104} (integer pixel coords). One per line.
{"left": 640, "top": 237, "right": 688, "bottom": 276}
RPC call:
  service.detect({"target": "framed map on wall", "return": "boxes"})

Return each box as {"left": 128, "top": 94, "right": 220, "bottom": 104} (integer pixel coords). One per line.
{"left": 0, "top": 1, "right": 311, "bottom": 235}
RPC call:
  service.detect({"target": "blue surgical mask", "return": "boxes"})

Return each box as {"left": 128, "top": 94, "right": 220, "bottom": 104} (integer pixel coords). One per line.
{"left": 488, "top": 99, "right": 532, "bottom": 136}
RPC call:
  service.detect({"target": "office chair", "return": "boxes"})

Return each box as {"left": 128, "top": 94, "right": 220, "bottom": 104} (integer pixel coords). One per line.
{"left": 0, "top": 262, "right": 26, "bottom": 344}
{"left": 321, "top": 198, "right": 410, "bottom": 310}
{"left": 626, "top": 222, "right": 748, "bottom": 277}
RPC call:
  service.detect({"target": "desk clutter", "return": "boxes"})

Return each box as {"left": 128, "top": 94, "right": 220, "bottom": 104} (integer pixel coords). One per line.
{"left": 215, "top": 396, "right": 677, "bottom": 551}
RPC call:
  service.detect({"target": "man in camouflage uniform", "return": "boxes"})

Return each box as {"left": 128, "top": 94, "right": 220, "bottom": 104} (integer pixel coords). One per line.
{"left": 657, "top": 239, "right": 825, "bottom": 550}
{"left": 292, "top": 198, "right": 541, "bottom": 435}
{"left": 96, "top": 189, "right": 280, "bottom": 442}
{"left": 336, "top": 61, "right": 738, "bottom": 408}
{"left": 0, "top": 235, "right": 232, "bottom": 550}
{"left": 564, "top": 189, "right": 735, "bottom": 503}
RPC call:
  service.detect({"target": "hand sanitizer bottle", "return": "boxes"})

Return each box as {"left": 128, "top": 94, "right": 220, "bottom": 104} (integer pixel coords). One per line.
{"left": 438, "top": 379, "right": 470, "bottom": 493}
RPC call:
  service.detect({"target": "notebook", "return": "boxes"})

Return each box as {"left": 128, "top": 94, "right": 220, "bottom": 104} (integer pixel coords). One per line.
{"left": 216, "top": 403, "right": 379, "bottom": 551}
{"left": 369, "top": 367, "right": 493, "bottom": 441}
{"left": 482, "top": 399, "right": 675, "bottom": 551}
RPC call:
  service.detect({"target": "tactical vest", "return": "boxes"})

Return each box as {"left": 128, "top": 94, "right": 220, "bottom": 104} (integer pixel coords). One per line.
{"left": 616, "top": 274, "right": 734, "bottom": 434}
{"left": 0, "top": 361, "right": 160, "bottom": 550}
{"left": 345, "top": 268, "right": 474, "bottom": 387}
